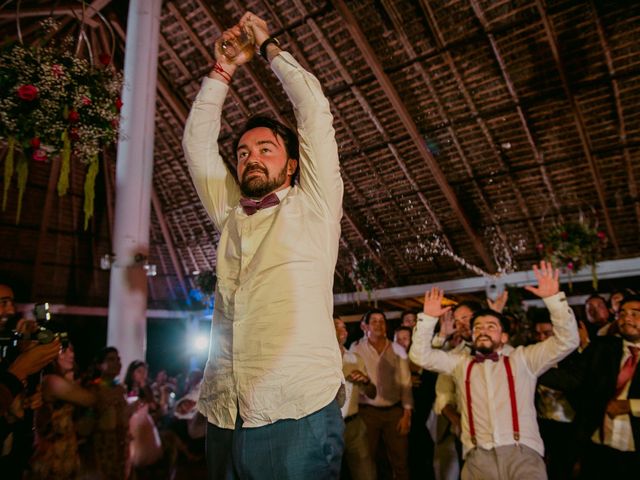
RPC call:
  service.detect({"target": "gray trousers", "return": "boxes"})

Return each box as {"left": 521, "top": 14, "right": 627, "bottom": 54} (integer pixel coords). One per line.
{"left": 461, "top": 444, "right": 547, "bottom": 480}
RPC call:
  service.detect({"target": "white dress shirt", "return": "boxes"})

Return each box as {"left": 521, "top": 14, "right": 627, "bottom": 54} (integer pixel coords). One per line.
{"left": 183, "top": 52, "right": 344, "bottom": 429}
{"left": 591, "top": 339, "right": 640, "bottom": 451}
{"left": 352, "top": 339, "right": 414, "bottom": 410}
{"left": 409, "top": 292, "right": 579, "bottom": 457}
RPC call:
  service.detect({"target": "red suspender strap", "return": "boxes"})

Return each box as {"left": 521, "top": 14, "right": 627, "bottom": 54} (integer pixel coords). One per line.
{"left": 465, "top": 356, "right": 520, "bottom": 448}
{"left": 503, "top": 356, "right": 520, "bottom": 441}
{"left": 464, "top": 359, "right": 478, "bottom": 446}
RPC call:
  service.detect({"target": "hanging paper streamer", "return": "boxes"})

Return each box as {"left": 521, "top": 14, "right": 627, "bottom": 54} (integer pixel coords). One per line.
{"left": 57, "top": 130, "right": 71, "bottom": 196}
{"left": 2, "top": 137, "right": 15, "bottom": 211}
{"left": 83, "top": 156, "right": 99, "bottom": 230}
{"left": 15, "top": 156, "right": 29, "bottom": 223}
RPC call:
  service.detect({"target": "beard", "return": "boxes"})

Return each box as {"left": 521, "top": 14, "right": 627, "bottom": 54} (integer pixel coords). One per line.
{"left": 240, "top": 162, "right": 289, "bottom": 199}
{"left": 473, "top": 335, "right": 500, "bottom": 354}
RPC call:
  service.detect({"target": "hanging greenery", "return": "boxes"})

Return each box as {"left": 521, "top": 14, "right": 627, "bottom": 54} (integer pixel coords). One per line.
{"left": 0, "top": 18, "right": 122, "bottom": 227}
{"left": 538, "top": 218, "right": 607, "bottom": 290}
{"left": 349, "top": 256, "right": 382, "bottom": 304}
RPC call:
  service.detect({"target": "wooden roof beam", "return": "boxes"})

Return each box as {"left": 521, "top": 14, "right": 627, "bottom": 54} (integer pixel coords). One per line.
{"left": 590, "top": 0, "right": 640, "bottom": 235}
{"left": 151, "top": 189, "right": 190, "bottom": 301}
{"left": 284, "top": 0, "right": 457, "bottom": 261}
{"left": 381, "top": 0, "right": 521, "bottom": 270}
{"left": 417, "top": 0, "right": 540, "bottom": 250}
{"left": 535, "top": 0, "right": 620, "bottom": 254}
{"left": 469, "top": 0, "right": 561, "bottom": 214}
{"left": 332, "top": 0, "right": 495, "bottom": 272}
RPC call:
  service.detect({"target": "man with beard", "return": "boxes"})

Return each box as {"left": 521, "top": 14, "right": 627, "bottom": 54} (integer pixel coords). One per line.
{"left": 410, "top": 262, "right": 579, "bottom": 480}
{"left": 182, "top": 11, "right": 344, "bottom": 479}
{"left": 575, "top": 294, "right": 640, "bottom": 478}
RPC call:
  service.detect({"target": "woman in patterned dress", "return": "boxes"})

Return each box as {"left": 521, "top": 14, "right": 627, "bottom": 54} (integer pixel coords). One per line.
{"left": 29, "top": 343, "right": 96, "bottom": 479}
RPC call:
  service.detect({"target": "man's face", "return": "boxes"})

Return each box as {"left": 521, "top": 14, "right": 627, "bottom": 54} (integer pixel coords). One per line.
{"left": 395, "top": 330, "right": 411, "bottom": 352}
{"left": 586, "top": 297, "right": 609, "bottom": 326}
{"left": 0, "top": 284, "right": 16, "bottom": 319}
{"left": 401, "top": 313, "right": 417, "bottom": 328}
{"left": 236, "top": 127, "right": 297, "bottom": 199}
{"left": 454, "top": 306, "right": 473, "bottom": 341}
{"left": 618, "top": 301, "right": 640, "bottom": 342}
{"left": 534, "top": 322, "right": 554, "bottom": 343}
{"left": 334, "top": 319, "right": 348, "bottom": 346}
{"left": 472, "top": 315, "right": 508, "bottom": 354}
{"left": 367, "top": 313, "right": 387, "bottom": 339}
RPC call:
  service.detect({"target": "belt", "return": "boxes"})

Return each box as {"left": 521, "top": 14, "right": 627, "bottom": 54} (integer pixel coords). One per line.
{"left": 344, "top": 414, "right": 359, "bottom": 424}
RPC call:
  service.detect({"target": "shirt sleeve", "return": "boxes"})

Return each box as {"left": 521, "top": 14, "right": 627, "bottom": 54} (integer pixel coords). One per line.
{"left": 521, "top": 292, "right": 580, "bottom": 376}
{"left": 409, "top": 313, "right": 461, "bottom": 375}
{"left": 433, "top": 373, "right": 457, "bottom": 414}
{"left": 397, "top": 351, "right": 414, "bottom": 410}
{"left": 270, "top": 53, "right": 343, "bottom": 220}
{"left": 182, "top": 77, "right": 241, "bottom": 230}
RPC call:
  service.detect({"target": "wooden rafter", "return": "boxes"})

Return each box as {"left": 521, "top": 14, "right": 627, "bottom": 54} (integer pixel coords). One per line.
{"left": 468, "top": 0, "right": 561, "bottom": 214}
{"left": 589, "top": 0, "right": 640, "bottom": 235}
{"left": 535, "top": 0, "right": 620, "bottom": 255}
{"left": 332, "top": 0, "right": 495, "bottom": 272}
{"left": 417, "top": 0, "right": 540, "bottom": 250}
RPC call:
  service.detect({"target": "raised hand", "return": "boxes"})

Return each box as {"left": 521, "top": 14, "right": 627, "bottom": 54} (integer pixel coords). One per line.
{"left": 488, "top": 290, "right": 509, "bottom": 313}
{"left": 438, "top": 309, "right": 455, "bottom": 338}
{"left": 239, "top": 11, "right": 270, "bottom": 47}
{"left": 524, "top": 260, "right": 560, "bottom": 298}
{"left": 423, "top": 287, "right": 452, "bottom": 318}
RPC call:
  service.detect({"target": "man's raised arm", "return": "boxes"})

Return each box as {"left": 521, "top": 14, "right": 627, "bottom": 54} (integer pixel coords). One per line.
{"left": 409, "top": 287, "right": 462, "bottom": 375}
{"left": 522, "top": 261, "right": 580, "bottom": 375}
{"left": 254, "top": 16, "right": 342, "bottom": 218}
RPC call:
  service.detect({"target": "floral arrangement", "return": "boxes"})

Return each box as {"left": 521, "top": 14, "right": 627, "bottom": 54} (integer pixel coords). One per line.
{"left": 537, "top": 219, "right": 607, "bottom": 289}
{"left": 0, "top": 19, "right": 122, "bottom": 228}
{"left": 349, "top": 255, "right": 382, "bottom": 303}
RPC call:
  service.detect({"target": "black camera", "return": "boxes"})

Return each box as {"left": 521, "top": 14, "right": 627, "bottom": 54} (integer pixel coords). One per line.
{"left": 0, "top": 303, "right": 68, "bottom": 363}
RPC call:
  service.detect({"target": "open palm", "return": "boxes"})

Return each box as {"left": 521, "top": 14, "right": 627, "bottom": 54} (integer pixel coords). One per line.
{"left": 524, "top": 260, "right": 560, "bottom": 298}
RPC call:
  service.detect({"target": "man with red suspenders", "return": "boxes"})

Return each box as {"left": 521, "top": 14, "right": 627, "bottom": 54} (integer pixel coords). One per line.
{"left": 409, "top": 261, "right": 579, "bottom": 480}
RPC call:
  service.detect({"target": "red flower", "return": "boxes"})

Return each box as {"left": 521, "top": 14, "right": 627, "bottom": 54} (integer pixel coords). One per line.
{"left": 115, "top": 98, "right": 123, "bottom": 111}
{"left": 32, "top": 149, "right": 47, "bottom": 162}
{"left": 17, "top": 84, "right": 38, "bottom": 101}
{"left": 68, "top": 110, "right": 80, "bottom": 123}
{"left": 51, "top": 64, "right": 64, "bottom": 78}
{"left": 597, "top": 231, "right": 606, "bottom": 241}
{"left": 70, "top": 128, "right": 80, "bottom": 141}
{"left": 81, "top": 96, "right": 91, "bottom": 106}
{"left": 30, "top": 137, "right": 41, "bottom": 149}
{"left": 536, "top": 243, "right": 544, "bottom": 251}
{"left": 567, "top": 261, "right": 574, "bottom": 271}
{"left": 560, "top": 231, "right": 569, "bottom": 240}
{"left": 98, "top": 53, "right": 112, "bottom": 66}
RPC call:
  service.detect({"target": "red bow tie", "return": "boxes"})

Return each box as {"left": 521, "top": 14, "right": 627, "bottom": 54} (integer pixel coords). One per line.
{"left": 240, "top": 193, "right": 280, "bottom": 215}
{"left": 475, "top": 352, "right": 500, "bottom": 363}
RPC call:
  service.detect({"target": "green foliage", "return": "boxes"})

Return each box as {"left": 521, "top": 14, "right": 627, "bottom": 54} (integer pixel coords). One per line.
{"left": 0, "top": 19, "right": 122, "bottom": 226}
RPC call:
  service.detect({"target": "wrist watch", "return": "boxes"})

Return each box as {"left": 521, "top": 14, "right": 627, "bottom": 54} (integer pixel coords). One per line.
{"left": 259, "top": 36, "right": 280, "bottom": 58}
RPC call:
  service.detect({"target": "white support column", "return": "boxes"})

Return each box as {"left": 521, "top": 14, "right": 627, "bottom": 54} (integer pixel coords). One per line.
{"left": 107, "top": 0, "right": 161, "bottom": 378}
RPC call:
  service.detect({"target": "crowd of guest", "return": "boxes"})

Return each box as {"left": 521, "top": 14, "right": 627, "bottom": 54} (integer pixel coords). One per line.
{"left": 1, "top": 284, "right": 207, "bottom": 480}
{"left": 336, "top": 273, "right": 640, "bottom": 480}
{"left": 2, "top": 274, "right": 640, "bottom": 479}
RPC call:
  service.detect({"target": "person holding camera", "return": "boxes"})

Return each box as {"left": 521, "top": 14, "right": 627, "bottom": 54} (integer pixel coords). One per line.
{"left": 1, "top": 283, "right": 61, "bottom": 479}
